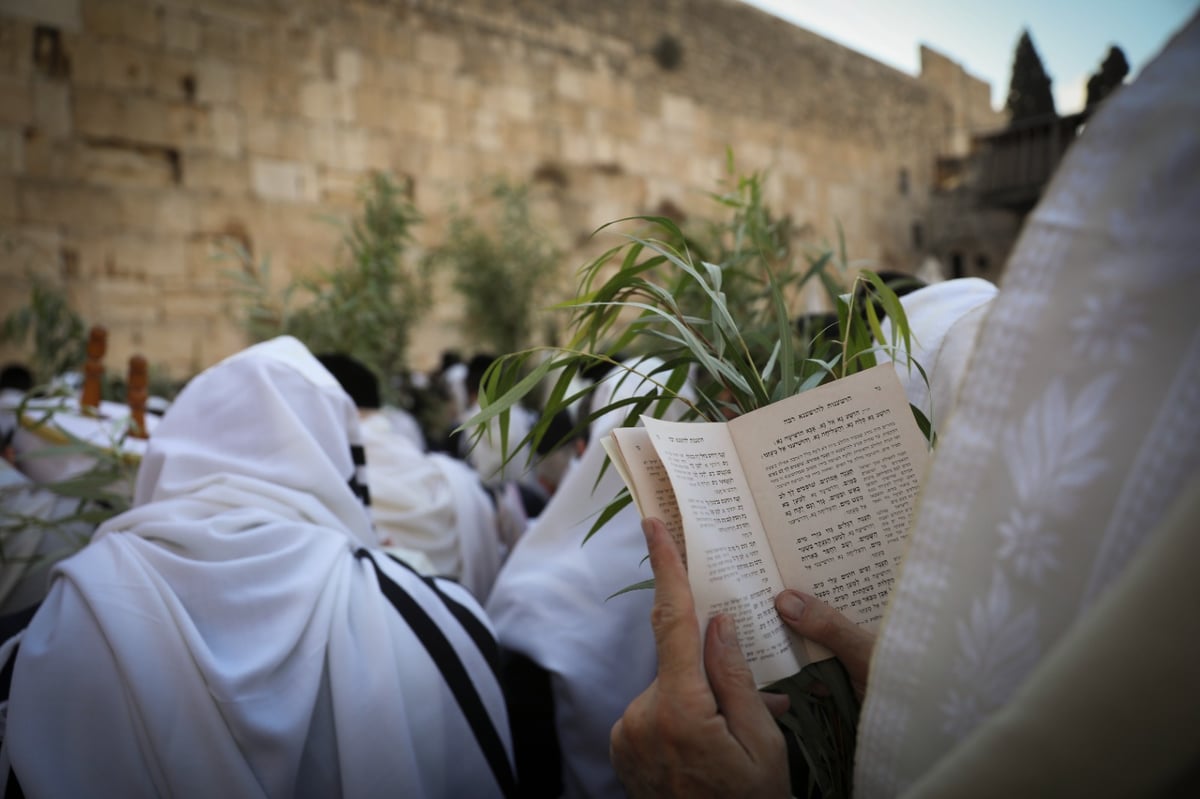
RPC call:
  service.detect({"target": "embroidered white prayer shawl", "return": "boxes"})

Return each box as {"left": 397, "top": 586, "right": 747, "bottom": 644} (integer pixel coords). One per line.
{"left": 856, "top": 17, "right": 1200, "bottom": 796}
{"left": 2, "top": 337, "right": 513, "bottom": 798}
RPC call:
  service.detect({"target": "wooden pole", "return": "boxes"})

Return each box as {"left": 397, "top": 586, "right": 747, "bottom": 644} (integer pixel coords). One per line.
{"left": 127, "top": 355, "right": 148, "bottom": 439}
{"left": 80, "top": 325, "right": 106, "bottom": 413}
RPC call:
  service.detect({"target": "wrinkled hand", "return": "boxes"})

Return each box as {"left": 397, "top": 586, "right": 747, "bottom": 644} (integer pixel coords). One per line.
{"left": 775, "top": 590, "right": 875, "bottom": 700}
{"left": 610, "top": 518, "right": 789, "bottom": 799}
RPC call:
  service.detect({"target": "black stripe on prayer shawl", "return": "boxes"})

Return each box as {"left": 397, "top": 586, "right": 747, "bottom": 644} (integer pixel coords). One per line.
{"left": 347, "top": 444, "right": 371, "bottom": 507}
{"left": 358, "top": 551, "right": 517, "bottom": 799}
{"left": 379, "top": 551, "right": 501, "bottom": 679}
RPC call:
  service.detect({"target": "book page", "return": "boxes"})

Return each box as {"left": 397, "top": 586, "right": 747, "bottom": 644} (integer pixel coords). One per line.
{"left": 604, "top": 428, "right": 686, "bottom": 559}
{"left": 728, "top": 364, "right": 931, "bottom": 642}
{"left": 639, "top": 417, "right": 806, "bottom": 686}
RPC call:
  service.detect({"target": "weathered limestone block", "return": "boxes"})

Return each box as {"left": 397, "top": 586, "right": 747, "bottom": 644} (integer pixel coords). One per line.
{"left": 208, "top": 106, "right": 241, "bottom": 157}
{"left": 0, "top": 177, "right": 15, "bottom": 220}
{"left": 334, "top": 48, "right": 362, "bottom": 87}
{"left": 250, "top": 157, "right": 319, "bottom": 204}
{"left": 31, "top": 77, "right": 71, "bottom": 138}
{"left": 0, "top": 0, "right": 80, "bottom": 31}
{"left": 116, "top": 188, "right": 197, "bottom": 236}
{"left": 415, "top": 32, "right": 461, "bottom": 70}
{"left": 244, "top": 116, "right": 310, "bottom": 162}
{"left": 299, "top": 80, "right": 355, "bottom": 124}
{"left": 73, "top": 90, "right": 169, "bottom": 147}
{"left": 0, "top": 77, "right": 31, "bottom": 126}
{"left": 0, "top": 126, "right": 21, "bottom": 174}
{"left": 193, "top": 58, "right": 237, "bottom": 105}
{"left": 159, "top": 8, "right": 200, "bottom": 54}
{"left": 81, "top": 0, "right": 158, "bottom": 46}
{"left": 182, "top": 152, "right": 248, "bottom": 196}
{"left": 84, "top": 278, "right": 161, "bottom": 324}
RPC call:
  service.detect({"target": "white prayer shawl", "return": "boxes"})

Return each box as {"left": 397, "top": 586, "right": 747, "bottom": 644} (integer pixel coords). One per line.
{"left": 461, "top": 401, "right": 535, "bottom": 487}
{"left": 361, "top": 412, "right": 503, "bottom": 601}
{"left": 3, "top": 337, "right": 513, "bottom": 799}
{"left": 487, "top": 357, "right": 693, "bottom": 799}
{"left": 877, "top": 277, "right": 998, "bottom": 433}
{"left": 857, "top": 17, "right": 1200, "bottom": 796}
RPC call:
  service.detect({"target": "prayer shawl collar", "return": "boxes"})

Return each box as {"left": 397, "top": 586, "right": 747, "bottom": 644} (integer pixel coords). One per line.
{"left": 4, "top": 337, "right": 513, "bottom": 798}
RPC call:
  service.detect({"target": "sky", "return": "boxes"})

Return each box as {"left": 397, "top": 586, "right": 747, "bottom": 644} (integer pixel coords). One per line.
{"left": 740, "top": 0, "right": 1198, "bottom": 113}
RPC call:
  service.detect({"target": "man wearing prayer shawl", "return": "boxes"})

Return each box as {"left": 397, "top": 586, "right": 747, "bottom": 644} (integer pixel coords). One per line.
{"left": 0, "top": 337, "right": 515, "bottom": 799}
{"left": 317, "top": 353, "right": 505, "bottom": 601}
{"left": 486, "top": 356, "right": 694, "bottom": 798}
{"left": 610, "top": 13, "right": 1200, "bottom": 798}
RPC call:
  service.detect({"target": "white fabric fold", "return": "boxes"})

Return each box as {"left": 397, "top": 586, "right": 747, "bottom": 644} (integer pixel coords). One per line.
{"left": 4, "top": 336, "right": 512, "bottom": 799}
{"left": 487, "top": 356, "right": 694, "bottom": 799}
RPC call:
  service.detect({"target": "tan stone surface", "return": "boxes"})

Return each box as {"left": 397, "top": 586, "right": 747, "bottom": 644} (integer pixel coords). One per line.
{"left": 0, "top": 0, "right": 1008, "bottom": 377}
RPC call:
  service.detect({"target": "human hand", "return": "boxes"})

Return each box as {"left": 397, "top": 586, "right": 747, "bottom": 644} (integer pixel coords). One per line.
{"left": 775, "top": 590, "right": 875, "bottom": 700}
{"left": 609, "top": 518, "right": 789, "bottom": 799}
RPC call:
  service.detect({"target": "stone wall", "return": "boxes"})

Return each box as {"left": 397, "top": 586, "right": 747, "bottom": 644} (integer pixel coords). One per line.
{"left": 0, "top": 0, "right": 996, "bottom": 378}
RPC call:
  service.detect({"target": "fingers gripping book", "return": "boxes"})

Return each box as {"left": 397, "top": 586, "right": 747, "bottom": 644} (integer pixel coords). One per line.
{"left": 603, "top": 364, "right": 931, "bottom": 686}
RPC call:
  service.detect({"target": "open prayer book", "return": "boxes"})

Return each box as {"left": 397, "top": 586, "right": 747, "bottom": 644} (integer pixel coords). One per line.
{"left": 602, "top": 363, "right": 931, "bottom": 687}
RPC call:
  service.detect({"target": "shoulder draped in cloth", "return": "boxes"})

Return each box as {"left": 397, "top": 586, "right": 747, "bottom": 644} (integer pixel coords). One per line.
{"left": 1, "top": 337, "right": 514, "bottom": 799}
{"left": 857, "top": 15, "right": 1200, "bottom": 797}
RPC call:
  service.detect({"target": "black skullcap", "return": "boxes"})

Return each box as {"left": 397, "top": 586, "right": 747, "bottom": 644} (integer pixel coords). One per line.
{"left": 317, "top": 353, "right": 381, "bottom": 410}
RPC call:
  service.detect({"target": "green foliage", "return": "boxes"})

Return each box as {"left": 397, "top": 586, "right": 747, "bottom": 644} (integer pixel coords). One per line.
{"left": 2, "top": 391, "right": 140, "bottom": 579}
{"left": 0, "top": 273, "right": 88, "bottom": 384}
{"left": 425, "top": 179, "right": 563, "bottom": 355}
{"left": 1005, "top": 29, "right": 1057, "bottom": 123}
{"left": 468, "top": 167, "right": 918, "bottom": 460}
{"left": 222, "top": 172, "right": 427, "bottom": 398}
{"left": 466, "top": 165, "right": 919, "bottom": 799}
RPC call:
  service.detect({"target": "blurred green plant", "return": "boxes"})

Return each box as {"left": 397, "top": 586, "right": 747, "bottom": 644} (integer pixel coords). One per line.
{"left": 465, "top": 163, "right": 923, "bottom": 799}
{"left": 2, "top": 390, "right": 141, "bottom": 603}
{"left": 424, "top": 179, "right": 563, "bottom": 356}
{"left": 222, "top": 172, "right": 427, "bottom": 400}
{"left": 0, "top": 273, "right": 88, "bottom": 384}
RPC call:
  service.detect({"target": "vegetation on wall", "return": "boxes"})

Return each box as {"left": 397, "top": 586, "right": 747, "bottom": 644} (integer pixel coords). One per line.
{"left": 224, "top": 172, "right": 427, "bottom": 398}
{"left": 0, "top": 274, "right": 88, "bottom": 386}
{"left": 424, "top": 179, "right": 564, "bottom": 356}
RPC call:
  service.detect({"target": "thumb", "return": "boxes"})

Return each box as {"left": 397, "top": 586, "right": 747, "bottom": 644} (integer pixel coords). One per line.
{"left": 775, "top": 590, "right": 875, "bottom": 699}
{"left": 704, "top": 614, "right": 781, "bottom": 751}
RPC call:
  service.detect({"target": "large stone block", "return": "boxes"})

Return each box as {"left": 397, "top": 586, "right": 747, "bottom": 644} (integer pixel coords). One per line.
{"left": 182, "top": 152, "right": 248, "bottom": 196}
{"left": 116, "top": 188, "right": 198, "bottom": 236}
{"left": 415, "top": 32, "right": 461, "bottom": 70}
{"left": 81, "top": 0, "right": 158, "bottom": 46}
{"left": 31, "top": 77, "right": 71, "bottom": 138}
{"left": 73, "top": 90, "right": 168, "bottom": 147}
{"left": 0, "top": 0, "right": 81, "bottom": 31}
{"left": 86, "top": 278, "right": 162, "bottom": 324}
{"left": 0, "top": 177, "right": 15, "bottom": 221}
{"left": 0, "top": 17, "right": 33, "bottom": 79}
{"left": 159, "top": 285, "right": 225, "bottom": 321}
{"left": 193, "top": 58, "right": 237, "bottom": 106}
{"left": 74, "top": 232, "right": 185, "bottom": 282}
{"left": 0, "top": 77, "right": 31, "bottom": 126}
{"left": 159, "top": 8, "right": 200, "bottom": 54}
{"left": 0, "top": 125, "right": 21, "bottom": 174}
{"left": 236, "top": 71, "right": 300, "bottom": 117}
{"left": 17, "top": 181, "right": 121, "bottom": 231}
{"left": 299, "top": 80, "right": 355, "bottom": 123}
{"left": 244, "top": 116, "right": 308, "bottom": 161}
{"left": 250, "top": 157, "right": 319, "bottom": 204}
